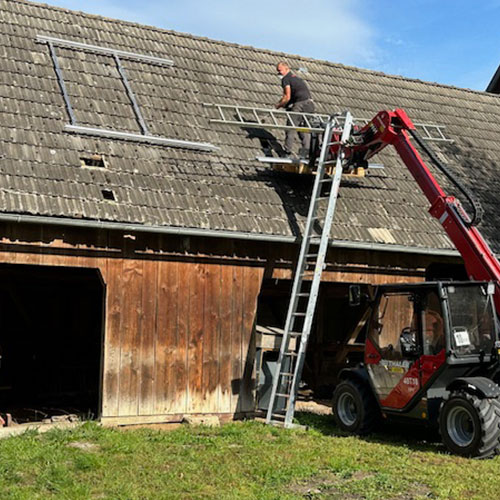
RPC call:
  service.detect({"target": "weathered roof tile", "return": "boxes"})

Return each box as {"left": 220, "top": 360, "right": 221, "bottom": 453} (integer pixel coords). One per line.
{"left": 1, "top": 0, "right": 500, "bottom": 254}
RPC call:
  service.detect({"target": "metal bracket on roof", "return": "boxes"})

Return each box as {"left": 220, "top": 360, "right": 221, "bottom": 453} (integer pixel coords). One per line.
{"left": 36, "top": 35, "right": 174, "bottom": 66}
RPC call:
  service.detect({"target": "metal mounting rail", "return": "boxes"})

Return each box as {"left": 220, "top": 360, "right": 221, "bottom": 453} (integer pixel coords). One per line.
{"left": 37, "top": 35, "right": 174, "bottom": 66}
{"left": 265, "top": 111, "right": 354, "bottom": 428}
{"left": 39, "top": 35, "right": 217, "bottom": 151}
{"left": 204, "top": 103, "right": 453, "bottom": 143}
{"left": 64, "top": 125, "right": 219, "bottom": 152}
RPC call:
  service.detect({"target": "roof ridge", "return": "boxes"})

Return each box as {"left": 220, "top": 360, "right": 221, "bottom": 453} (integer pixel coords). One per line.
{"left": 18, "top": 0, "right": 499, "bottom": 100}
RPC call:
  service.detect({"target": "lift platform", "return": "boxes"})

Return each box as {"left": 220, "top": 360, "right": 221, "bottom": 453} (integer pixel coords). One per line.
{"left": 255, "top": 156, "right": 384, "bottom": 177}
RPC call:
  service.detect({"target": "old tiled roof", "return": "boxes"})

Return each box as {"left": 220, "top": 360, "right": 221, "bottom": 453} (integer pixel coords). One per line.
{"left": 2, "top": 0, "right": 500, "bottom": 254}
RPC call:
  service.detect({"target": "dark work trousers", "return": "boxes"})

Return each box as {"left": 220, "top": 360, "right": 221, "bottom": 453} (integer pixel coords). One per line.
{"left": 284, "top": 99, "right": 315, "bottom": 154}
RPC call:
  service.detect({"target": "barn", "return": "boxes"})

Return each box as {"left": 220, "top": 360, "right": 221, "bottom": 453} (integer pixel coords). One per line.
{"left": 1, "top": 0, "right": 499, "bottom": 425}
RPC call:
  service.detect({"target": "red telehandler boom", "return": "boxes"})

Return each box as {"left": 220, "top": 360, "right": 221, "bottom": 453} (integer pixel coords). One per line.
{"left": 328, "top": 109, "right": 500, "bottom": 458}
{"left": 339, "top": 109, "right": 500, "bottom": 313}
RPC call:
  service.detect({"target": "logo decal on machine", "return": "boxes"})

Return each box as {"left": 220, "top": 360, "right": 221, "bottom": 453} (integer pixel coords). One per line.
{"left": 403, "top": 377, "right": 419, "bottom": 387}
{"left": 380, "top": 360, "right": 411, "bottom": 373}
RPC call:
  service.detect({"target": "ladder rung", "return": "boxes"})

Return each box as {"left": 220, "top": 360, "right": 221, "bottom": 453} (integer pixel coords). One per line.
{"left": 283, "top": 352, "right": 298, "bottom": 357}
{"left": 319, "top": 178, "right": 332, "bottom": 183}
{"left": 296, "top": 293, "right": 310, "bottom": 297}
{"left": 271, "top": 414, "right": 286, "bottom": 420}
{"left": 305, "top": 253, "right": 318, "bottom": 258}
{"left": 292, "top": 312, "right": 306, "bottom": 316}
{"left": 280, "top": 372, "right": 294, "bottom": 377}
{"left": 275, "top": 393, "right": 290, "bottom": 399}
{"left": 270, "top": 414, "right": 286, "bottom": 421}
{"left": 288, "top": 331, "right": 302, "bottom": 337}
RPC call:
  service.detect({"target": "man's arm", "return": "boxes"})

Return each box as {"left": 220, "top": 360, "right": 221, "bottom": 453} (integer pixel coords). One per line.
{"left": 276, "top": 85, "right": 291, "bottom": 109}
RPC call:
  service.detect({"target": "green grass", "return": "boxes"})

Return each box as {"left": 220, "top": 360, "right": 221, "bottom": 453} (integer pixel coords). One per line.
{"left": 0, "top": 413, "right": 498, "bottom": 499}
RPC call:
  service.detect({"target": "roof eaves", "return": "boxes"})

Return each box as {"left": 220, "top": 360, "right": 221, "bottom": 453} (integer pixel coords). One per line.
{"left": 0, "top": 211, "right": 459, "bottom": 258}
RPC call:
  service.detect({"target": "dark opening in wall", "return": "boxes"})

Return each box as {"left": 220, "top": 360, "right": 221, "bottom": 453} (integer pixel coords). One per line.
{"left": 254, "top": 279, "right": 369, "bottom": 408}
{"left": 0, "top": 264, "right": 104, "bottom": 423}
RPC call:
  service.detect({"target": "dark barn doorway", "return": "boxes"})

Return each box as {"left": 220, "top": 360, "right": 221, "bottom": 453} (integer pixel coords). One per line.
{"left": 255, "top": 278, "right": 369, "bottom": 408}
{"left": 0, "top": 264, "right": 104, "bottom": 423}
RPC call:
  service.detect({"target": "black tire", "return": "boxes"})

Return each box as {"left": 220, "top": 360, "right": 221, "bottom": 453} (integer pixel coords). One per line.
{"left": 332, "top": 379, "right": 379, "bottom": 435}
{"left": 439, "top": 391, "right": 500, "bottom": 458}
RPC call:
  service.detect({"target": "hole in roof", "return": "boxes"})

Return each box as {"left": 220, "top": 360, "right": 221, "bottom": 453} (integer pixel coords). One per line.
{"left": 298, "top": 66, "right": 309, "bottom": 74}
{"left": 101, "top": 189, "right": 115, "bottom": 201}
{"left": 80, "top": 154, "right": 107, "bottom": 168}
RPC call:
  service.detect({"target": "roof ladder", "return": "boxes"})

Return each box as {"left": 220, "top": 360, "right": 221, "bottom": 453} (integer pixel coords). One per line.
{"left": 204, "top": 103, "right": 331, "bottom": 133}
{"left": 204, "top": 103, "right": 453, "bottom": 143}
{"left": 265, "top": 111, "right": 354, "bottom": 428}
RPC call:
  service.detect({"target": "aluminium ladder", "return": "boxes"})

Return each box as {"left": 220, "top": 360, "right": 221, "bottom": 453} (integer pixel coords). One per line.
{"left": 265, "top": 111, "right": 354, "bottom": 427}
{"left": 204, "top": 103, "right": 329, "bottom": 132}
{"left": 204, "top": 102, "right": 453, "bottom": 143}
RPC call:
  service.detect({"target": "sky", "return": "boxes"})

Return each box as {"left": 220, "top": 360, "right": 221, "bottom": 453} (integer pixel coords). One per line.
{"left": 42, "top": 0, "right": 500, "bottom": 91}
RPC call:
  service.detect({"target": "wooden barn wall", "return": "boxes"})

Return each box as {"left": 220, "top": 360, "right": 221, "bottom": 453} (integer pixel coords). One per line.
{"left": 0, "top": 222, "right": 459, "bottom": 423}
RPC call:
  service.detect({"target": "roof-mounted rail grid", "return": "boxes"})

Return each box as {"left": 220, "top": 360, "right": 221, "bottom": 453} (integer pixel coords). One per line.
{"left": 38, "top": 35, "right": 218, "bottom": 152}
{"left": 36, "top": 35, "right": 174, "bottom": 66}
{"left": 205, "top": 103, "right": 453, "bottom": 143}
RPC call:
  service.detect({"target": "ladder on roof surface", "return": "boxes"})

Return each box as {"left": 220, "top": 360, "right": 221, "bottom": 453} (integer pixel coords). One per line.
{"left": 265, "top": 111, "right": 353, "bottom": 428}
{"left": 204, "top": 103, "right": 330, "bottom": 132}
{"left": 204, "top": 103, "right": 453, "bottom": 143}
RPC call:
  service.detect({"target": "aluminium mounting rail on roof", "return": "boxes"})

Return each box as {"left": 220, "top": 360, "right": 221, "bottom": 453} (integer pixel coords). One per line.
{"left": 36, "top": 35, "right": 174, "bottom": 66}
{"left": 38, "top": 35, "right": 218, "bottom": 152}
{"left": 205, "top": 103, "right": 454, "bottom": 143}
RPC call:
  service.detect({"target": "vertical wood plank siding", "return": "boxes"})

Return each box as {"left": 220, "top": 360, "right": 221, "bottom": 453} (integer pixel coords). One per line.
{"left": 0, "top": 224, "right": 454, "bottom": 421}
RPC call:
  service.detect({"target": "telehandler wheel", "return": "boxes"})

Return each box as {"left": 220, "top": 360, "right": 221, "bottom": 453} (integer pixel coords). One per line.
{"left": 332, "top": 379, "right": 379, "bottom": 435}
{"left": 439, "top": 391, "right": 500, "bottom": 459}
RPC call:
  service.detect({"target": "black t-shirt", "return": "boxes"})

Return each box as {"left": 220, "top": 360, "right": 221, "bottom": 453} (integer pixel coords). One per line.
{"left": 281, "top": 72, "right": 311, "bottom": 104}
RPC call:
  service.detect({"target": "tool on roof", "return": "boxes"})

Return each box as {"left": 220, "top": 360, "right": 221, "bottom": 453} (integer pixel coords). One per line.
{"left": 265, "top": 111, "right": 354, "bottom": 427}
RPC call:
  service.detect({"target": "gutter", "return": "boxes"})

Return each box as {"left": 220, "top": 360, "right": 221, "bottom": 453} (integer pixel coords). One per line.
{"left": 0, "top": 212, "right": 460, "bottom": 258}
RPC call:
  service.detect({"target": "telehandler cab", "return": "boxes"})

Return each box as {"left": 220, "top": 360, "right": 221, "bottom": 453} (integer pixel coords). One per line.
{"left": 334, "top": 280, "right": 500, "bottom": 458}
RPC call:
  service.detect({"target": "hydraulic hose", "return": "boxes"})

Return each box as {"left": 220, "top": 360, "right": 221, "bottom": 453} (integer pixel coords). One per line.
{"left": 408, "top": 128, "right": 483, "bottom": 227}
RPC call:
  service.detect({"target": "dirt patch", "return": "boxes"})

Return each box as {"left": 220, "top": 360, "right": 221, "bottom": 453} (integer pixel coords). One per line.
{"left": 295, "top": 400, "right": 332, "bottom": 416}
{"left": 289, "top": 471, "right": 363, "bottom": 499}
{"left": 390, "top": 482, "right": 433, "bottom": 499}
{"left": 289, "top": 471, "right": 432, "bottom": 499}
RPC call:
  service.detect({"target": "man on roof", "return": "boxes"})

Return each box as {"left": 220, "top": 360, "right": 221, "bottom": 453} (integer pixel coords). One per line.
{"left": 275, "top": 61, "right": 315, "bottom": 159}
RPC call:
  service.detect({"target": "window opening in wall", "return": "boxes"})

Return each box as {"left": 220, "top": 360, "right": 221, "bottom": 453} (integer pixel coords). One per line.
{"left": 37, "top": 35, "right": 218, "bottom": 152}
